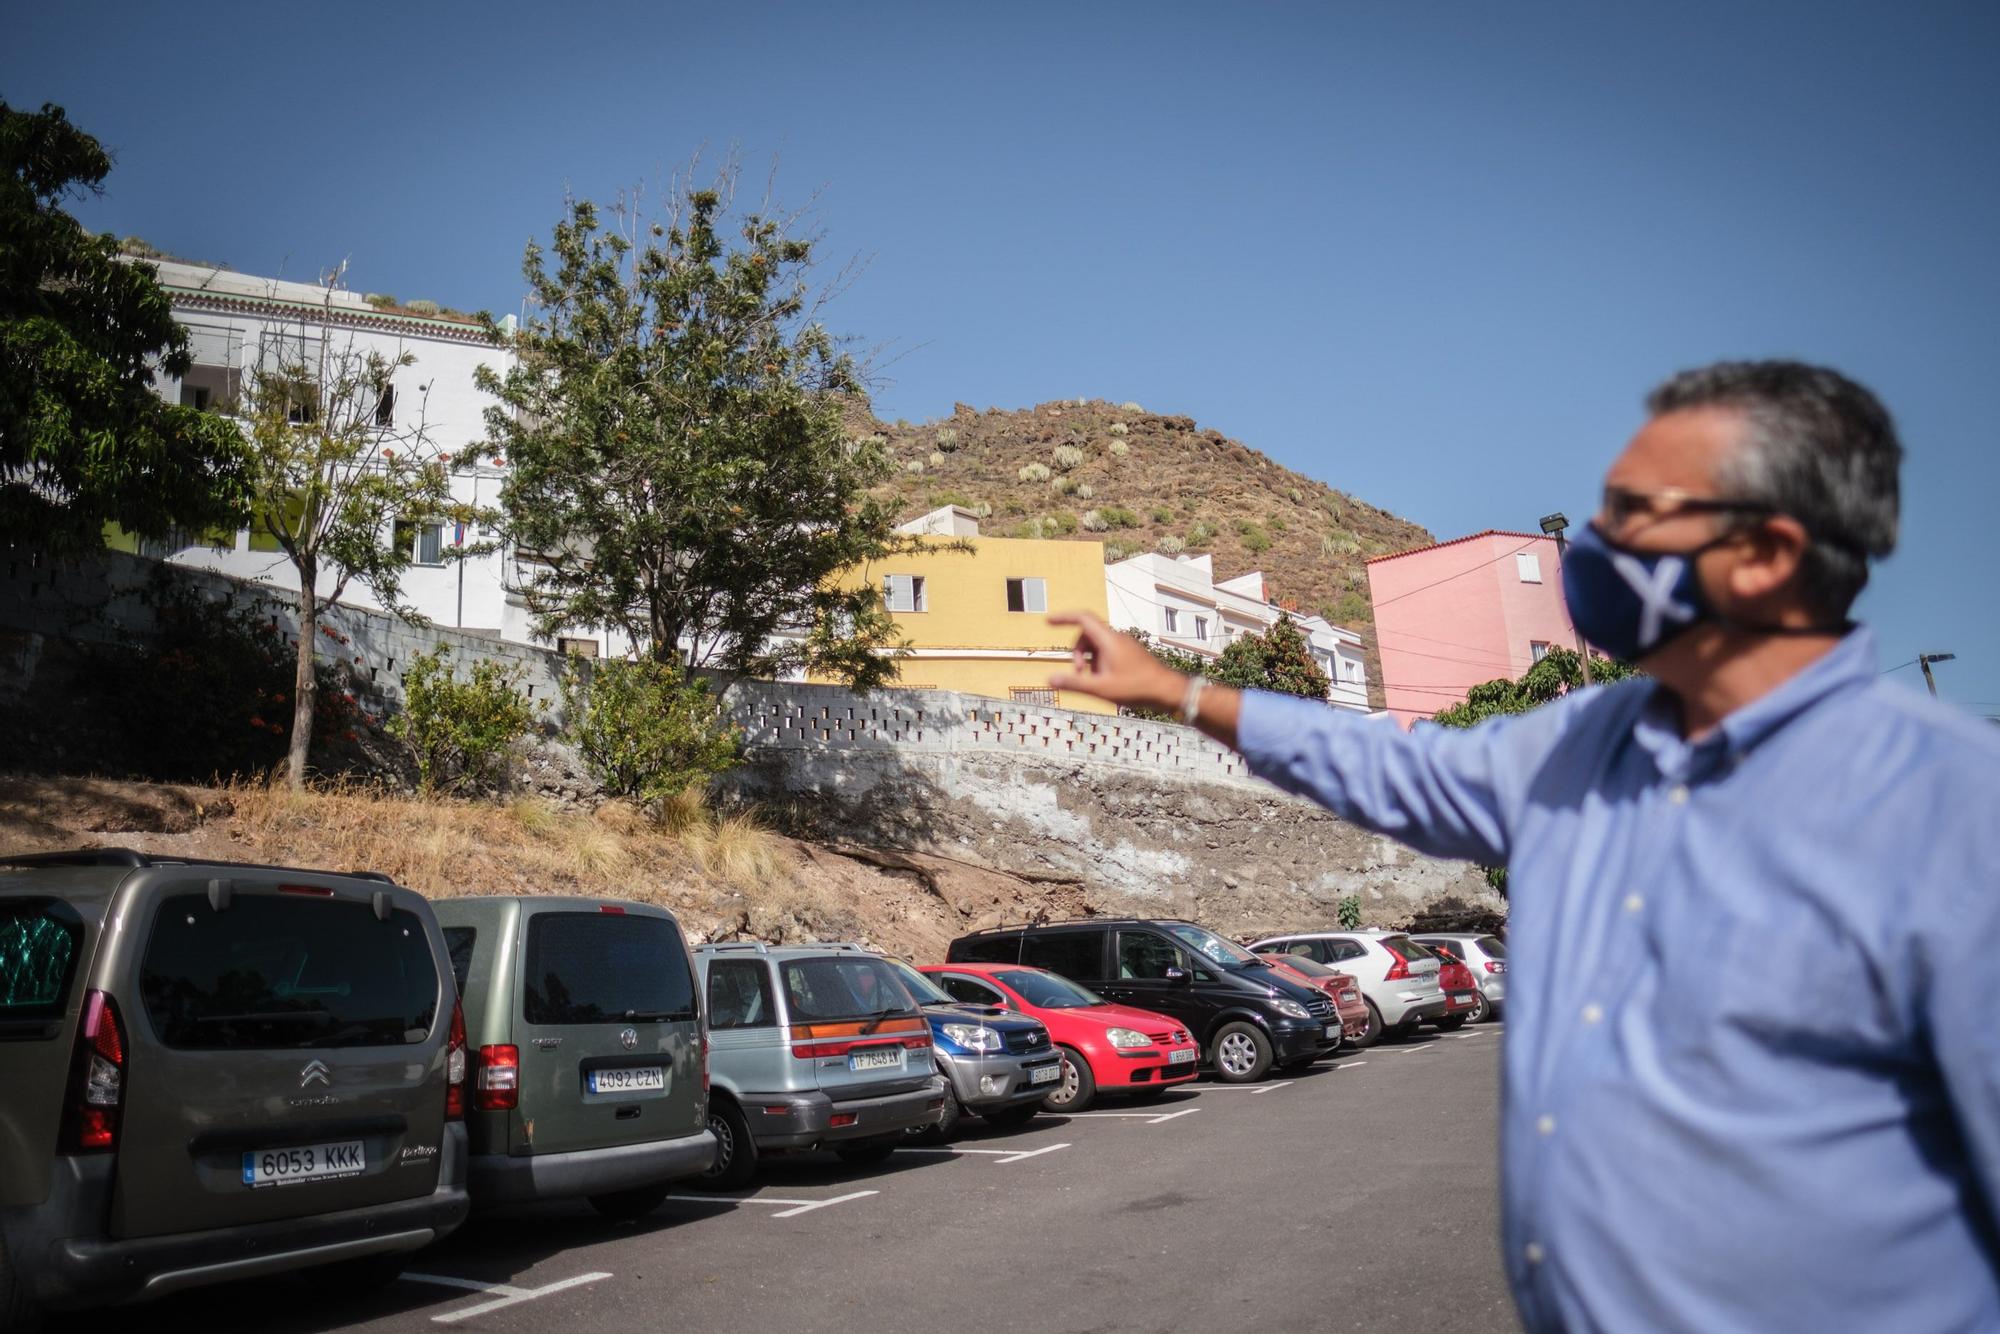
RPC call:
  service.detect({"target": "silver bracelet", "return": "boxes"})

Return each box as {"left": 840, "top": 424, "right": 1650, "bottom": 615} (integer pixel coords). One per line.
{"left": 1179, "top": 675, "right": 1209, "bottom": 726}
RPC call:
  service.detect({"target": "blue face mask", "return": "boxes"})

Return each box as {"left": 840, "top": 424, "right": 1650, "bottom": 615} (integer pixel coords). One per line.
{"left": 1560, "top": 522, "right": 1723, "bottom": 661}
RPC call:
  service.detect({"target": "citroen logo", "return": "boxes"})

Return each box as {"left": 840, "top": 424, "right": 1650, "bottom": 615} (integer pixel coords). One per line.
{"left": 299, "top": 1060, "right": 331, "bottom": 1088}
{"left": 619, "top": 1028, "right": 638, "bottom": 1050}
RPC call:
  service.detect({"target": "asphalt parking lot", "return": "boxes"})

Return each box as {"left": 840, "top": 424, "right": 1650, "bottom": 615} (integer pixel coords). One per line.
{"left": 84, "top": 1025, "right": 1514, "bottom": 1333}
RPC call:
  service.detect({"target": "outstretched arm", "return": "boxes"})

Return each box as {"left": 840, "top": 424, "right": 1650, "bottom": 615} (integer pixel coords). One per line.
{"left": 1049, "top": 610, "right": 1525, "bottom": 866}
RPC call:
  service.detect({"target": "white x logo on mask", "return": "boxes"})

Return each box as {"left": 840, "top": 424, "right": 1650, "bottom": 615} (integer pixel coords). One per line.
{"left": 1608, "top": 550, "right": 1697, "bottom": 651}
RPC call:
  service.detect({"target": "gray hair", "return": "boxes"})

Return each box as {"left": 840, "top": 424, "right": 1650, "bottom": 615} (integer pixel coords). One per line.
{"left": 1645, "top": 360, "right": 1902, "bottom": 620}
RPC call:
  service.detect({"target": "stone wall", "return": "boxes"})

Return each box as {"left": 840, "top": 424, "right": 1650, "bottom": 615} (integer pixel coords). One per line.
{"left": 0, "top": 550, "right": 1496, "bottom": 927}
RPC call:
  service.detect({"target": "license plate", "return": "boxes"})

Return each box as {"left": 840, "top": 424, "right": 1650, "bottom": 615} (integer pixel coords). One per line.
{"left": 1324, "top": 1024, "right": 1341, "bottom": 1039}
{"left": 849, "top": 1048, "right": 902, "bottom": 1071}
{"left": 242, "top": 1140, "right": 364, "bottom": 1188}
{"left": 589, "top": 1066, "right": 665, "bottom": 1093}
{"left": 1454, "top": 993, "right": 1475, "bottom": 1004}
{"left": 1029, "top": 1063, "right": 1061, "bottom": 1085}
{"left": 1169, "top": 1048, "right": 1196, "bottom": 1064}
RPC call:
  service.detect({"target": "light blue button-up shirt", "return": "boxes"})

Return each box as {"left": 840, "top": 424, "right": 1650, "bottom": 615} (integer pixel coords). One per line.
{"left": 1236, "top": 629, "right": 2000, "bottom": 1332}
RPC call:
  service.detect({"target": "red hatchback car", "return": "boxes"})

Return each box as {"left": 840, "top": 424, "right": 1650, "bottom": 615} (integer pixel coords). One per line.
{"left": 1258, "top": 954, "right": 1372, "bottom": 1047}
{"left": 920, "top": 963, "right": 1200, "bottom": 1112}
{"left": 1425, "top": 944, "right": 1482, "bottom": 1031}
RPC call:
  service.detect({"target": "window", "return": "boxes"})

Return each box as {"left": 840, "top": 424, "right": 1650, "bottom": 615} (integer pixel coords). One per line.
{"left": 1194, "top": 615, "right": 1210, "bottom": 640}
{"left": 1116, "top": 931, "right": 1187, "bottom": 981}
{"left": 1021, "top": 930, "right": 1105, "bottom": 980}
{"left": 706, "top": 959, "right": 776, "bottom": 1029}
{"left": 939, "top": 975, "right": 1007, "bottom": 1007}
{"left": 140, "top": 892, "right": 439, "bottom": 1049}
{"left": 1531, "top": 641, "right": 1553, "bottom": 662}
{"left": 523, "top": 912, "right": 697, "bottom": 1025}
{"left": 994, "top": 969, "right": 1104, "bottom": 1009}
{"left": 1476, "top": 935, "right": 1507, "bottom": 960}
{"left": 779, "top": 956, "right": 915, "bottom": 1021}
{"left": 884, "top": 574, "right": 927, "bottom": 613}
{"left": 953, "top": 933, "right": 1023, "bottom": 965}
{"left": 1381, "top": 935, "right": 1434, "bottom": 963}
{"left": 1334, "top": 940, "right": 1368, "bottom": 962}
{"left": 178, "top": 323, "right": 242, "bottom": 411}
{"left": 416, "top": 523, "right": 444, "bottom": 566}
{"left": 443, "top": 927, "right": 477, "bottom": 995}
{"left": 1010, "top": 687, "right": 1058, "bottom": 706}
{"left": 1005, "top": 577, "right": 1047, "bottom": 613}
{"left": 179, "top": 384, "right": 211, "bottom": 411}
{"left": 558, "top": 637, "right": 600, "bottom": 658}
{"left": 1, "top": 900, "right": 81, "bottom": 1031}
{"left": 373, "top": 379, "right": 396, "bottom": 427}
{"left": 1162, "top": 607, "right": 1180, "bottom": 634}
{"left": 1516, "top": 552, "right": 1543, "bottom": 583}
{"left": 1343, "top": 660, "right": 1363, "bottom": 682}
{"left": 1280, "top": 941, "right": 1323, "bottom": 964}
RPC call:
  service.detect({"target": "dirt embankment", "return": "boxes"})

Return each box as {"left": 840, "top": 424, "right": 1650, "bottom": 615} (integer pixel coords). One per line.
{"left": 0, "top": 775, "right": 1084, "bottom": 962}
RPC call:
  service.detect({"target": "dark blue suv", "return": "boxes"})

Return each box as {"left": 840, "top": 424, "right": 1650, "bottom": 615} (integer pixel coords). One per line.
{"left": 883, "top": 960, "right": 1060, "bottom": 1138}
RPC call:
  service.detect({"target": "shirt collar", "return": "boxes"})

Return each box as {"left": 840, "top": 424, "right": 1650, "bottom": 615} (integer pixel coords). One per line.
{"left": 1629, "top": 626, "right": 1879, "bottom": 778}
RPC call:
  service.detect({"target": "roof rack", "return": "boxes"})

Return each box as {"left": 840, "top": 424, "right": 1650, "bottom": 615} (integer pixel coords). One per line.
{"left": 696, "top": 941, "right": 771, "bottom": 955}
{"left": 0, "top": 848, "right": 396, "bottom": 884}
{"left": 961, "top": 914, "right": 1206, "bottom": 936}
{"left": 694, "top": 940, "right": 875, "bottom": 956}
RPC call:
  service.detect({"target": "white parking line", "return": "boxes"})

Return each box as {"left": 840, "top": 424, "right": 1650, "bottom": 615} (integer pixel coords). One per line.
{"left": 663, "top": 1190, "right": 879, "bottom": 1215}
{"left": 1067, "top": 1106, "right": 1202, "bottom": 1124}
{"left": 404, "top": 1271, "right": 612, "bottom": 1325}
{"left": 1197, "top": 1080, "right": 1292, "bottom": 1094}
{"left": 900, "top": 1142, "right": 1073, "bottom": 1164}
{"left": 1389, "top": 1045, "right": 1433, "bottom": 1055}
{"left": 1333, "top": 1060, "right": 1368, "bottom": 1069}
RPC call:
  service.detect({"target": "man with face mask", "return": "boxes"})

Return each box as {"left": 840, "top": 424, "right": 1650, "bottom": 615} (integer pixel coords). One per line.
{"left": 1045, "top": 360, "right": 2000, "bottom": 1333}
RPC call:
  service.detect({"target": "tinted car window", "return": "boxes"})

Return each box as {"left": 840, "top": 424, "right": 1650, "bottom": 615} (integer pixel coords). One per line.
{"left": 1021, "top": 930, "right": 1103, "bottom": 979}
{"left": 1477, "top": 935, "right": 1507, "bottom": 959}
{"left": 782, "top": 956, "right": 918, "bottom": 1022}
{"left": 141, "top": 892, "right": 438, "bottom": 1049}
{"left": 1165, "top": 924, "right": 1260, "bottom": 968}
{"left": 1, "top": 899, "right": 79, "bottom": 1022}
{"left": 995, "top": 969, "right": 1105, "bottom": 1008}
{"left": 1117, "top": 932, "right": 1186, "bottom": 980}
{"left": 1333, "top": 940, "right": 1367, "bottom": 962}
{"left": 1382, "top": 935, "right": 1433, "bottom": 961}
{"left": 953, "top": 933, "right": 1022, "bottom": 965}
{"left": 443, "top": 926, "right": 477, "bottom": 995}
{"left": 940, "top": 975, "right": 1006, "bottom": 1007}
{"left": 706, "top": 959, "right": 776, "bottom": 1029}
{"left": 523, "top": 912, "right": 696, "bottom": 1025}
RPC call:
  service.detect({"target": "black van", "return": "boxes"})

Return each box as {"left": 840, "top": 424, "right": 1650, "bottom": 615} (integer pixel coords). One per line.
{"left": 946, "top": 919, "right": 1338, "bottom": 1083}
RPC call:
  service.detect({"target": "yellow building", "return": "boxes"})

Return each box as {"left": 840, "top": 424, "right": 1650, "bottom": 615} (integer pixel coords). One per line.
{"left": 817, "top": 506, "right": 1114, "bottom": 714}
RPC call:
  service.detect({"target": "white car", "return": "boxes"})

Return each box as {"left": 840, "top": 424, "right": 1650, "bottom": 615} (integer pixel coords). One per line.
{"left": 1410, "top": 932, "right": 1507, "bottom": 1024}
{"left": 1248, "top": 930, "right": 1449, "bottom": 1041}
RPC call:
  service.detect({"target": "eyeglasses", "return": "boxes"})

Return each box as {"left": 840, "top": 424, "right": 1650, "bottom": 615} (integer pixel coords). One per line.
{"left": 1596, "top": 485, "right": 1775, "bottom": 532}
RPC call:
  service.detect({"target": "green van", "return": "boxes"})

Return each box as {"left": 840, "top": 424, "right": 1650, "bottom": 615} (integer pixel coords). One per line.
{"left": 0, "top": 849, "right": 470, "bottom": 1328}
{"left": 431, "top": 896, "right": 714, "bottom": 1219}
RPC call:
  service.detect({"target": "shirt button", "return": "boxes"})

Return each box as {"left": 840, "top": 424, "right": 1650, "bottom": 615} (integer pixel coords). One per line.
{"left": 1537, "top": 1114, "right": 1556, "bottom": 1136}
{"left": 1624, "top": 893, "right": 1645, "bottom": 914}
{"left": 1525, "top": 1242, "right": 1546, "bottom": 1265}
{"left": 1581, "top": 1002, "right": 1604, "bottom": 1025}
{"left": 1669, "top": 785, "right": 1690, "bottom": 804}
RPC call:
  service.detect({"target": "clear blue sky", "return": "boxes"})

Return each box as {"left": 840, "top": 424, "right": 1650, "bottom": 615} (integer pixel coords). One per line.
{"left": 8, "top": 2, "right": 1996, "bottom": 714}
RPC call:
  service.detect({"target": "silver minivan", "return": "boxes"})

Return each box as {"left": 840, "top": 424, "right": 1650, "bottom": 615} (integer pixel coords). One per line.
{"left": 1248, "top": 930, "right": 1449, "bottom": 1040}
{"left": 692, "top": 943, "right": 946, "bottom": 1188}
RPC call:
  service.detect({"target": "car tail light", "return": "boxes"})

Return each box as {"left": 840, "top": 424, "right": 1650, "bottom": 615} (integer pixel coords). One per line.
{"left": 1383, "top": 948, "right": 1412, "bottom": 982}
{"left": 1485, "top": 961, "right": 1506, "bottom": 974}
{"left": 64, "top": 991, "right": 125, "bottom": 1153}
{"left": 829, "top": 1112, "right": 858, "bottom": 1128}
{"left": 445, "top": 1000, "right": 468, "bottom": 1118}
{"left": 476, "top": 1044, "right": 519, "bottom": 1111}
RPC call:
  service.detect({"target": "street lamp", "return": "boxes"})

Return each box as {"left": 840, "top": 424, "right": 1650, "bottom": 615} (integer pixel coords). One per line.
{"left": 1918, "top": 652, "right": 1956, "bottom": 698}
{"left": 1538, "top": 512, "right": 1592, "bottom": 685}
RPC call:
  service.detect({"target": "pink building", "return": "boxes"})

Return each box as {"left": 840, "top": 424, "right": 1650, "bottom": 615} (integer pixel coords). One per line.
{"left": 1366, "top": 530, "right": 1581, "bottom": 728}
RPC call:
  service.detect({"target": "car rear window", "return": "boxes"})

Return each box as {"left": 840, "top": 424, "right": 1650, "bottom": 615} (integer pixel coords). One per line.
{"left": 951, "top": 933, "right": 1023, "bottom": 965}
{"left": 524, "top": 912, "right": 696, "bottom": 1025}
{"left": 1, "top": 898, "right": 81, "bottom": 1024}
{"left": 443, "top": 927, "right": 477, "bottom": 995}
{"left": 1382, "top": 935, "right": 1434, "bottom": 962}
{"left": 782, "top": 956, "right": 921, "bottom": 1021}
{"left": 141, "top": 892, "right": 439, "bottom": 1049}
{"left": 1020, "top": 930, "right": 1103, "bottom": 979}
{"left": 1477, "top": 935, "right": 1507, "bottom": 959}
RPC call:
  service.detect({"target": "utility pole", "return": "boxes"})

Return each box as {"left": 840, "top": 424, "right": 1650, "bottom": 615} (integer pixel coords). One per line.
{"left": 1539, "top": 512, "right": 1592, "bottom": 685}
{"left": 1917, "top": 652, "right": 1956, "bottom": 698}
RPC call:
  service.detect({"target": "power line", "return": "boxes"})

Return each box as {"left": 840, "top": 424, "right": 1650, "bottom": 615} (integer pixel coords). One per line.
{"left": 1370, "top": 538, "right": 1543, "bottom": 610}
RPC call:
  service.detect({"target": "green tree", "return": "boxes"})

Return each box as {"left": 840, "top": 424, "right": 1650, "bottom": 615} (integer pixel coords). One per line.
{"left": 387, "top": 647, "right": 539, "bottom": 795}
{"left": 0, "top": 102, "right": 250, "bottom": 549}
{"left": 240, "top": 284, "right": 487, "bottom": 788}
{"left": 475, "top": 166, "right": 912, "bottom": 682}
{"left": 560, "top": 659, "right": 742, "bottom": 803}
{"left": 1126, "top": 615, "right": 1330, "bottom": 720}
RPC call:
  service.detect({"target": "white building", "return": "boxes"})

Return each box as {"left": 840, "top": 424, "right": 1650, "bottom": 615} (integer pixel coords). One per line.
{"left": 134, "top": 260, "right": 634, "bottom": 659}
{"left": 1104, "top": 550, "right": 1371, "bottom": 712}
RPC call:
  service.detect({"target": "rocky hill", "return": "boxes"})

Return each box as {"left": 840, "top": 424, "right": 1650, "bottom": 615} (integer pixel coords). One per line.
{"left": 863, "top": 399, "right": 1433, "bottom": 704}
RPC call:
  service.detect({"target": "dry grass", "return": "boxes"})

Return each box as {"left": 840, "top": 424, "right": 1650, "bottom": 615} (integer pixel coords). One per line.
{"left": 214, "top": 777, "right": 782, "bottom": 905}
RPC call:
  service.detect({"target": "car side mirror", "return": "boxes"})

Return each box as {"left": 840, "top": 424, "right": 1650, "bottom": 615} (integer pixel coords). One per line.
{"left": 1163, "top": 967, "right": 1190, "bottom": 986}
